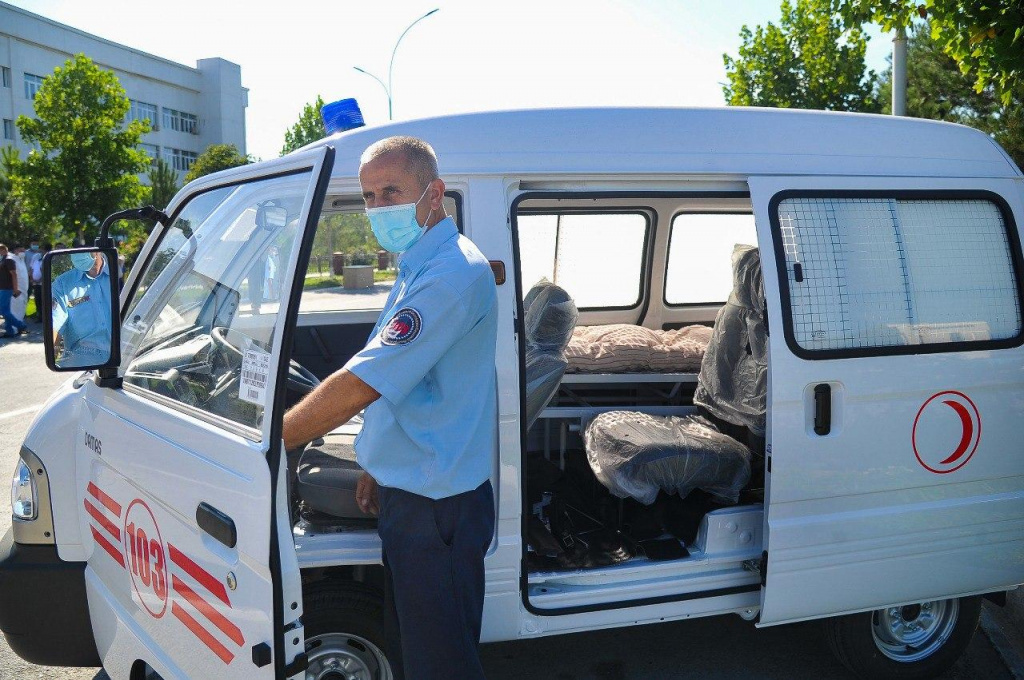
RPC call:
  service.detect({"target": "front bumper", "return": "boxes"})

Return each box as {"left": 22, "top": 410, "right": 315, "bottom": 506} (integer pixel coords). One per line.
{"left": 0, "top": 528, "right": 100, "bottom": 667}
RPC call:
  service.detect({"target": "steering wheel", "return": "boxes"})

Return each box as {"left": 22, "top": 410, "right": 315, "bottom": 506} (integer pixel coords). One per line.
{"left": 211, "top": 326, "right": 320, "bottom": 395}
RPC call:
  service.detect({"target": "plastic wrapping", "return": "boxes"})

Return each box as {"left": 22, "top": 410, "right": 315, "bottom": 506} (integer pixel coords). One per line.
{"left": 585, "top": 411, "right": 752, "bottom": 505}
{"left": 694, "top": 245, "right": 768, "bottom": 435}
{"left": 523, "top": 280, "right": 579, "bottom": 428}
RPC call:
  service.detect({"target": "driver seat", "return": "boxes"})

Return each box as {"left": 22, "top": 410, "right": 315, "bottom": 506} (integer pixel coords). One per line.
{"left": 294, "top": 419, "right": 365, "bottom": 519}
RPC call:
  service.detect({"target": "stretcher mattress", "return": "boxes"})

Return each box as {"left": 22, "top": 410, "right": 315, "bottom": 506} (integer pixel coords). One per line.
{"left": 565, "top": 324, "right": 713, "bottom": 374}
{"left": 585, "top": 410, "right": 751, "bottom": 505}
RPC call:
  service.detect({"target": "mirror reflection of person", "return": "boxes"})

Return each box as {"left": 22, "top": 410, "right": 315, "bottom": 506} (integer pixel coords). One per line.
{"left": 52, "top": 252, "right": 113, "bottom": 367}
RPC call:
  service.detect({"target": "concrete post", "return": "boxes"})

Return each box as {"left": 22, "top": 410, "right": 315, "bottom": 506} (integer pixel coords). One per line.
{"left": 892, "top": 28, "right": 908, "bottom": 116}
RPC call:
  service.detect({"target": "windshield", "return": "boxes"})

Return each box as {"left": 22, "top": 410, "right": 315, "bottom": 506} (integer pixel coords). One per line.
{"left": 119, "top": 172, "right": 313, "bottom": 434}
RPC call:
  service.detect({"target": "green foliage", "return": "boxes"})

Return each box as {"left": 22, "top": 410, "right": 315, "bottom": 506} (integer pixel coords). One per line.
{"left": 724, "top": 0, "right": 881, "bottom": 111}
{"left": 307, "top": 213, "right": 382, "bottom": 275}
{"left": 183, "top": 143, "right": 251, "bottom": 184}
{"left": 876, "top": 24, "right": 1024, "bottom": 171}
{"left": 281, "top": 95, "right": 327, "bottom": 156}
{"left": 147, "top": 157, "right": 179, "bottom": 210}
{"left": 11, "top": 54, "right": 150, "bottom": 244}
{"left": 0, "top": 146, "right": 33, "bottom": 245}
{"left": 839, "top": 0, "right": 1024, "bottom": 105}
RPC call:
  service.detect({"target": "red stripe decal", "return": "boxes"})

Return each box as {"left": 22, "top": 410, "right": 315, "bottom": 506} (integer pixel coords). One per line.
{"left": 171, "top": 602, "right": 234, "bottom": 664}
{"left": 90, "top": 526, "right": 125, "bottom": 568}
{"left": 167, "top": 544, "right": 231, "bottom": 607}
{"left": 87, "top": 482, "right": 122, "bottom": 517}
{"left": 84, "top": 499, "right": 121, "bottom": 542}
{"left": 172, "top": 575, "right": 244, "bottom": 647}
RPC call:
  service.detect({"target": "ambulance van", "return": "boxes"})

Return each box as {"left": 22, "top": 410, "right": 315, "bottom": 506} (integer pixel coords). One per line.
{"left": 1, "top": 107, "right": 1022, "bottom": 680}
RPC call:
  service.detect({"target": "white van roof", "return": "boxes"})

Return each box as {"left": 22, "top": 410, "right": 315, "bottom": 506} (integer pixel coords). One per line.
{"left": 310, "top": 107, "right": 1021, "bottom": 180}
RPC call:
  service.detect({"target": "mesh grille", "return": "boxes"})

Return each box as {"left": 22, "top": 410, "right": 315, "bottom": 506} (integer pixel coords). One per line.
{"left": 778, "top": 198, "right": 1020, "bottom": 351}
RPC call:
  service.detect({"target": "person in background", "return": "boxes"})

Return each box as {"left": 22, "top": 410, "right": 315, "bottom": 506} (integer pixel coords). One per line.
{"left": 264, "top": 246, "right": 279, "bottom": 301}
{"left": 0, "top": 244, "right": 27, "bottom": 338}
{"left": 28, "top": 241, "right": 44, "bottom": 322}
{"left": 9, "top": 245, "right": 29, "bottom": 325}
{"left": 117, "top": 254, "right": 126, "bottom": 290}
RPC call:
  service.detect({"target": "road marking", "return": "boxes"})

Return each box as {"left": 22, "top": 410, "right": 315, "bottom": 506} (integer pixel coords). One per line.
{"left": 0, "top": 404, "right": 43, "bottom": 421}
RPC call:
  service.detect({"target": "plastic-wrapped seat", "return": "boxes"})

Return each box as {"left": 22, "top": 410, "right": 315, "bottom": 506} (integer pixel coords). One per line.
{"left": 585, "top": 245, "right": 766, "bottom": 505}
{"left": 522, "top": 280, "right": 578, "bottom": 428}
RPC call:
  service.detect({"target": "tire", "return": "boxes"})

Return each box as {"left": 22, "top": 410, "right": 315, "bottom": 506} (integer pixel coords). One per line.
{"left": 823, "top": 596, "right": 982, "bottom": 680}
{"left": 302, "top": 580, "right": 396, "bottom": 680}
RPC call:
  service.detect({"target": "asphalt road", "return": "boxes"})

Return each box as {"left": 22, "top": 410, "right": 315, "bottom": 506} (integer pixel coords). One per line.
{"left": 0, "top": 323, "right": 1016, "bottom": 680}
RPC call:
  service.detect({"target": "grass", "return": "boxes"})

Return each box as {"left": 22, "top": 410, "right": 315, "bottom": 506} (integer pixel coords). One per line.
{"left": 303, "top": 271, "right": 395, "bottom": 290}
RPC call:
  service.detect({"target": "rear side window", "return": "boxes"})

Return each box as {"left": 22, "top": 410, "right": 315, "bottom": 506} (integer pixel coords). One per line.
{"left": 665, "top": 213, "right": 757, "bottom": 305}
{"left": 775, "top": 195, "right": 1022, "bottom": 355}
{"left": 517, "top": 211, "right": 648, "bottom": 309}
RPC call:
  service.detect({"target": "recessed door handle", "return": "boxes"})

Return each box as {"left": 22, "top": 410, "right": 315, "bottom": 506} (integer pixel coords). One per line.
{"left": 197, "top": 502, "right": 237, "bottom": 548}
{"left": 813, "top": 384, "right": 832, "bottom": 436}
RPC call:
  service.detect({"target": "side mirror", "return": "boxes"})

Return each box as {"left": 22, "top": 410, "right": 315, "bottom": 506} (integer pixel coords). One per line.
{"left": 42, "top": 248, "right": 121, "bottom": 372}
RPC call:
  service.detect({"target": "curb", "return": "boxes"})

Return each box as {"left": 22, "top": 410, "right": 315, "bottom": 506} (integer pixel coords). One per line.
{"left": 981, "top": 604, "right": 1024, "bottom": 680}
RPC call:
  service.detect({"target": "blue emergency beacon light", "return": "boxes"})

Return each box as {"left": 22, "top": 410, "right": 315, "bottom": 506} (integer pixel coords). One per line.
{"left": 321, "top": 98, "right": 365, "bottom": 134}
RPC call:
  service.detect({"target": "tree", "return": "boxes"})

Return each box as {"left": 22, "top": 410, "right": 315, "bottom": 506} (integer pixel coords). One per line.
{"left": 281, "top": 95, "right": 327, "bottom": 156}
{"left": 147, "top": 157, "right": 180, "bottom": 210}
{"left": 0, "top": 146, "right": 33, "bottom": 245}
{"left": 183, "top": 143, "right": 251, "bottom": 184}
{"left": 724, "top": 0, "right": 882, "bottom": 112}
{"left": 12, "top": 54, "right": 150, "bottom": 245}
{"left": 876, "top": 24, "right": 1024, "bottom": 171}
{"left": 839, "top": 1, "right": 1024, "bottom": 105}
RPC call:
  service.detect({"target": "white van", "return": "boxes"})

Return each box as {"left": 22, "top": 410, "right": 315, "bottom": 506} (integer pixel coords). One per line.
{"left": 2, "top": 107, "right": 1022, "bottom": 680}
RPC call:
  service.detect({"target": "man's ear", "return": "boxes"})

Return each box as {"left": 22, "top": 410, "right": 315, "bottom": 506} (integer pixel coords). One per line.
{"left": 429, "top": 178, "right": 446, "bottom": 211}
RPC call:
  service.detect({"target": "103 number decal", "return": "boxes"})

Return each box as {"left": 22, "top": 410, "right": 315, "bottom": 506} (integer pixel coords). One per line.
{"left": 122, "top": 499, "right": 169, "bottom": 618}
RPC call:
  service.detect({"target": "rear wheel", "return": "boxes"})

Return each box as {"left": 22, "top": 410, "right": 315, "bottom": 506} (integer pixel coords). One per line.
{"left": 823, "top": 596, "right": 981, "bottom": 679}
{"left": 303, "top": 580, "right": 395, "bottom": 680}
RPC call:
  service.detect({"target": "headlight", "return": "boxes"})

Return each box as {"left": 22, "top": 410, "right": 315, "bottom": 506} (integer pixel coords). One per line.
{"left": 11, "top": 458, "right": 37, "bottom": 521}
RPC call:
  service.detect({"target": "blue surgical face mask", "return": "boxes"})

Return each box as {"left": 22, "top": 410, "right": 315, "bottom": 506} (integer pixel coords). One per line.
{"left": 366, "top": 184, "right": 433, "bottom": 253}
{"left": 70, "top": 253, "right": 96, "bottom": 272}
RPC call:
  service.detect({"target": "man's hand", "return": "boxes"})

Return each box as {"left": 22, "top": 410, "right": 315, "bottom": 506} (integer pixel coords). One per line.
{"left": 12, "top": 290, "right": 20, "bottom": 298}
{"left": 356, "top": 472, "right": 380, "bottom": 516}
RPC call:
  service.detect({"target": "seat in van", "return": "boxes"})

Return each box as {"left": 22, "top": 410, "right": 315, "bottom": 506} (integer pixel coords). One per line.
{"left": 585, "top": 245, "right": 766, "bottom": 505}
{"left": 523, "top": 279, "right": 578, "bottom": 427}
{"left": 293, "top": 281, "right": 577, "bottom": 519}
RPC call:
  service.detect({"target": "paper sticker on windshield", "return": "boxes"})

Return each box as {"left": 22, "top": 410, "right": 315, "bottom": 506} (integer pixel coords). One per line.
{"left": 240, "top": 346, "right": 271, "bottom": 405}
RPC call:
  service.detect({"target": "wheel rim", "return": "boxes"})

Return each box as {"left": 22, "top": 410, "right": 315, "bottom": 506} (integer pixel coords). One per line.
{"left": 305, "top": 632, "right": 393, "bottom": 680}
{"left": 871, "top": 599, "right": 959, "bottom": 663}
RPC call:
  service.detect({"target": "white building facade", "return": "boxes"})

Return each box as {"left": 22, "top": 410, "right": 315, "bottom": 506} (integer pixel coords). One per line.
{"left": 0, "top": 1, "right": 247, "bottom": 178}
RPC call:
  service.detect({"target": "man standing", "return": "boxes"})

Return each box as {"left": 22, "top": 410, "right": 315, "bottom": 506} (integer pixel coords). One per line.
{"left": 27, "top": 241, "right": 44, "bottom": 321}
{"left": 0, "top": 244, "right": 27, "bottom": 338}
{"left": 9, "top": 245, "right": 29, "bottom": 324}
{"left": 284, "top": 136, "right": 497, "bottom": 680}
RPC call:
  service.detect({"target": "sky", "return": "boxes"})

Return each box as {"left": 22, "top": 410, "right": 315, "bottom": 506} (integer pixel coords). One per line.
{"left": 7, "top": 0, "right": 893, "bottom": 161}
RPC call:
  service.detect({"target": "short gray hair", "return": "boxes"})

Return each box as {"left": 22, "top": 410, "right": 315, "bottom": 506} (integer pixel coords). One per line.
{"left": 360, "top": 136, "right": 439, "bottom": 187}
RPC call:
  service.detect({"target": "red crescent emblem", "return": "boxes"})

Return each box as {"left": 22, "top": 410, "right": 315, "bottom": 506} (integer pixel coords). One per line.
{"left": 912, "top": 391, "right": 981, "bottom": 474}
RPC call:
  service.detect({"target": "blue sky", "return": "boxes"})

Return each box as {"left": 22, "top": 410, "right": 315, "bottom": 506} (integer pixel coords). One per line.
{"left": 8, "top": 0, "right": 893, "bottom": 160}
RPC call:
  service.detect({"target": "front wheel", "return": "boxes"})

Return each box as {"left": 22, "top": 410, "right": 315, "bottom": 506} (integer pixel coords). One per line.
{"left": 823, "top": 596, "right": 982, "bottom": 679}
{"left": 303, "top": 580, "right": 395, "bottom": 680}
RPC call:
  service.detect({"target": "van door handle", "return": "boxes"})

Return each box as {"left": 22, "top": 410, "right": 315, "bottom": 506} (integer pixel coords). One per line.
{"left": 813, "top": 384, "right": 832, "bottom": 436}
{"left": 197, "top": 502, "right": 237, "bottom": 548}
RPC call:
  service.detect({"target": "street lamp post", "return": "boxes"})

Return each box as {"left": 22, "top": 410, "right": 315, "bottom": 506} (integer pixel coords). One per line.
{"left": 354, "top": 8, "right": 439, "bottom": 120}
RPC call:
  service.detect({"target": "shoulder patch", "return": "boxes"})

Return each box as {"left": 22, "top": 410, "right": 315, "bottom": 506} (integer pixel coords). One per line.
{"left": 380, "top": 307, "right": 422, "bottom": 346}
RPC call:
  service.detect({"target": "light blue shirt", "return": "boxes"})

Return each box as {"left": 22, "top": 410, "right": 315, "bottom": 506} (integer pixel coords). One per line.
{"left": 344, "top": 217, "right": 498, "bottom": 499}
{"left": 52, "top": 266, "right": 113, "bottom": 366}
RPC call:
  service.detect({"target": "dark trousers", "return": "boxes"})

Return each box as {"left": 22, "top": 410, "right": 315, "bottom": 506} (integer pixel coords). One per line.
{"left": 378, "top": 480, "right": 494, "bottom": 680}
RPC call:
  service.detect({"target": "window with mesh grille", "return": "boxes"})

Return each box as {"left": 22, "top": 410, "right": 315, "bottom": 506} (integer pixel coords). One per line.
{"left": 777, "top": 197, "right": 1021, "bottom": 352}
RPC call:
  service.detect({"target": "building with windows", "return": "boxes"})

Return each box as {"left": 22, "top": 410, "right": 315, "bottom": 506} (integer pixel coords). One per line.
{"left": 0, "top": 1, "right": 247, "bottom": 178}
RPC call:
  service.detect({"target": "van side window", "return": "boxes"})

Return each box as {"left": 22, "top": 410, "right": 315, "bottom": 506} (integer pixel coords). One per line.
{"left": 776, "top": 196, "right": 1022, "bottom": 353}
{"left": 517, "top": 211, "right": 648, "bottom": 309}
{"left": 665, "top": 213, "right": 756, "bottom": 305}
{"left": 299, "top": 194, "right": 461, "bottom": 313}
{"left": 119, "top": 173, "right": 314, "bottom": 436}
